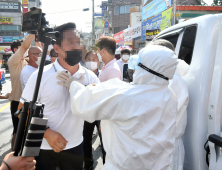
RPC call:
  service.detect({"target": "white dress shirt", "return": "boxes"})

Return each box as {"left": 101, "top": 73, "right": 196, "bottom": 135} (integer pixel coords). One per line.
{"left": 116, "top": 58, "right": 128, "bottom": 79}
{"left": 20, "top": 65, "right": 38, "bottom": 91}
{"left": 20, "top": 59, "right": 100, "bottom": 150}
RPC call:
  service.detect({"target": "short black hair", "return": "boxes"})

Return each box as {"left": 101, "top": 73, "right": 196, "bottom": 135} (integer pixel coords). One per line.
{"left": 54, "top": 22, "right": 76, "bottom": 46}
{"left": 95, "top": 36, "right": 116, "bottom": 55}
{"left": 50, "top": 49, "right": 58, "bottom": 57}
{"left": 149, "top": 39, "right": 175, "bottom": 52}
{"left": 11, "top": 40, "right": 23, "bottom": 53}
{"left": 121, "top": 49, "right": 131, "bottom": 55}
{"left": 85, "top": 51, "right": 93, "bottom": 60}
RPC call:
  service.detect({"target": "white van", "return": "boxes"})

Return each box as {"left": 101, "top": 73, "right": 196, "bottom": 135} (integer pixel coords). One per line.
{"left": 153, "top": 14, "right": 222, "bottom": 170}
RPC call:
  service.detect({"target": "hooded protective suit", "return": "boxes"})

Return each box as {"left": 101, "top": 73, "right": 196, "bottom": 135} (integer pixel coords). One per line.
{"left": 169, "top": 59, "right": 189, "bottom": 170}
{"left": 69, "top": 45, "right": 178, "bottom": 170}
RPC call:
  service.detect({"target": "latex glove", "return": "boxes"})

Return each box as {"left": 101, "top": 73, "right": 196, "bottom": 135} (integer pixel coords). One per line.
{"left": 56, "top": 71, "right": 84, "bottom": 89}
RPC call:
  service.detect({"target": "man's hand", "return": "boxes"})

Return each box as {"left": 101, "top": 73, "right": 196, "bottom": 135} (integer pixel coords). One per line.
{"left": 0, "top": 152, "right": 36, "bottom": 170}
{"left": 56, "top": 71, "right": 84, "bottom": 89}
{"left": 44, "top": 128, "right": 68, "bottom": 153}
{"left": 4, "top": 93, "right": 10, "bottom": 99}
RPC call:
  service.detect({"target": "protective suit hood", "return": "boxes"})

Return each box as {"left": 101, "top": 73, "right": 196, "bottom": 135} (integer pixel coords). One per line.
{"left": 133, "top": 45, "right": 178, "bottom": 86}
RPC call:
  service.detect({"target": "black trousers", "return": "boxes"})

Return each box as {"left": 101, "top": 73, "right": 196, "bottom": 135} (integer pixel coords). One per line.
{"left": 35, "top": 142, "right": 84, "bottom": 170}
{"left": 83, "top": 120, "right": 106, "bottom": 168}
{"left": 10, "top": 101, "right": 19, "bottom": 134}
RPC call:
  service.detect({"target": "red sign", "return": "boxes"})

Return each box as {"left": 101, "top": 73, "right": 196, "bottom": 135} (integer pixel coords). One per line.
{"left": 113, "top": 31, "right": 124, "bottom": 43}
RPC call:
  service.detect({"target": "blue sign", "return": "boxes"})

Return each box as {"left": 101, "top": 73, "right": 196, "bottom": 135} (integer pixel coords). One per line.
{"left": 0, "top": 2, "right": 21, "bottom": 13}
{"left": 1, "top": 71, "right": 5, "bottom": 84}
{"left": 104, "top": 21, "right": 109, "bottom": 28}
{"left": 94, "top": 13, "right": 104, "bottom": 17}
{"left": 142, "top": 8, "right": 172, "bottom": 42}
{"left": 101, "top": 1, "right": 108, "bottom": 15}
{"left": 142, "top": 0, "right": 172, "bottom": 21}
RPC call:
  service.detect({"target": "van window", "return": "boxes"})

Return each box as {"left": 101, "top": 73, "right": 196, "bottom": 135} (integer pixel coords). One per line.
{"left": 178, "top": 26, "right": 197, "bottom": 64}
{"left": 159, "top": 34, "right": 180, "bottom": 50}
{"left": 156, "top": 28, "right": 184, "bottom": 49}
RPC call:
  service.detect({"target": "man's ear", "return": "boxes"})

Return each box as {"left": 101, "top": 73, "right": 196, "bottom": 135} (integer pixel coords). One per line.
{"left": 53, "top": 44, "right": 60, "bottom": 54}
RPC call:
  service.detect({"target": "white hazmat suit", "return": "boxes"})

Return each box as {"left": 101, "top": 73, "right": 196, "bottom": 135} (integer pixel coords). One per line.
{"left": 169, "top": 59, "right": 189, "bottom": 170}
{"left": 69, "top": 45, "right": 178, "bottom": 170}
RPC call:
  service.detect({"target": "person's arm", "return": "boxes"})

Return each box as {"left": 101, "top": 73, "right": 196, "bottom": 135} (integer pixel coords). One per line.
{"left": 69, "top": 79, "right": 129, "bottom": 123}
{"left": 0, "top": 152, "right": 36, "bottom": 170}
{"left": 8, "top": 35, "right": 34, "bottom": 66}
{"left": 0, "top": 93, "right": 10, "bottom": 99}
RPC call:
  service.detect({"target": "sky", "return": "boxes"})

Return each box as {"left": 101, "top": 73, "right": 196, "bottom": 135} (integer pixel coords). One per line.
{"left": 41, "top": 0, "right": 104, "bottom": 33}
{"left": 41, "top": 0, "right": 214, "bottom": 33}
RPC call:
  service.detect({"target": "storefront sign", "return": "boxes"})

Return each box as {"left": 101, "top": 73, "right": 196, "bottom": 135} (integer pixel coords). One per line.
{"left": 0, "top": 36, "right": 23, "bottom": 43}
{"left": 0, "top": 37, "right": 3, "bottom": 43}
{"left": 142, "top": 0, "right": 172, "bottom": 21}
{"left": 124, "top": 23, "right": 141, "bottom": 41}
{"left": 0, "top": 17, "right": 13, "bottom": 24}
{"left": 0, "top": 46, "right": 12, "bottom": 53}
{"left": 142, "top": 8, "right": 172, "bottom": 42}
{"left": 146, "top": 29, "right": 160, "bottom": 40}
{"left": 22, "top": 0, "right": 29, "bottom": 5}
{"left": 0, "top": 2, "right": 21, "bottom": 12}
{"left": 113, "top": 31, "right": 124, "bottom": 43}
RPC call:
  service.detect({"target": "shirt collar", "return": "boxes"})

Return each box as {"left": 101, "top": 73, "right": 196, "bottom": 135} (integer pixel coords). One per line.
{"left": 104, "top": 58, "right": 116, "bottom": 68}
{"left": 54, "top": 59, "right": 85, "bottom": 77}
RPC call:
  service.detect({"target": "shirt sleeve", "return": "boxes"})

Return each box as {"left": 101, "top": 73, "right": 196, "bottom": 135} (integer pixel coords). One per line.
{"left": 20, "top": 72, "right": 39, "bottom": 104}
{"left": 7, "top": 48, "right": 24, "bottom": 67}
{"left": 69, "top": 79, "right": 128, "bottom": 123}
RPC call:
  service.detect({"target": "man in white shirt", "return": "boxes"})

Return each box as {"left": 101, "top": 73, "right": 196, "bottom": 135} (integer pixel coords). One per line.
{"left": 20, "top": 46, "right": 42, "bottom": 91}
{"left": 116, "top": 49, "right": 131, "bottom": 78}
{"left": 21, "top": 22, "right": 100, "bottom": 170}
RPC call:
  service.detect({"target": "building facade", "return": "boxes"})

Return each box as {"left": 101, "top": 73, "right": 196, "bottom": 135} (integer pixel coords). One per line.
{"left": 109, "top": 0, "right": 141, "bottom": 34}
{"left": 0, "top": 0, "right": 23, "bottom": 46}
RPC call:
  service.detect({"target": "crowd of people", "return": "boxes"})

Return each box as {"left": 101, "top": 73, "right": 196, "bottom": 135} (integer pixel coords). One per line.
{"left": 0, "top": 22, "right": 189, "bottom": 170}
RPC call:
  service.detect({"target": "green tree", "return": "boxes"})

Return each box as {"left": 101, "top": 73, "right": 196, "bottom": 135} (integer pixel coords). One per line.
{"left": 212, "top": 0, "right": 222, "bottom": 6}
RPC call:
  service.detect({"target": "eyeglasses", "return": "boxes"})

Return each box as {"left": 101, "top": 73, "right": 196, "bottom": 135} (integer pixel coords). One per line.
{"left": 32, "top": 52, "right": 42, "bottom": 56}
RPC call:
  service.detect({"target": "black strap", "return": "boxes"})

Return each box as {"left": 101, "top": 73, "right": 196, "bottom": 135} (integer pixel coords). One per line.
{"left": 138, "top": 63, "right": 169, "bottom": 81}
{"left": 2, "top": 160, "right": 11, "bottom": 170}
{"left": 204, "top": 139, "right": 210, "bottom": 167}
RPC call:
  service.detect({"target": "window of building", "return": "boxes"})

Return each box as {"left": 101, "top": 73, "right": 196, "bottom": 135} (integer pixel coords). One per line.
{"left": 115, "top": 4, "right": 136, "bottom": 15}
{"left": 114, "top": 6, "right": 119, "bottom": 15}
{"left": 178, "top": 26, "right": 197, "bottom": 65}
{"left": 0, "top": 25, "right": 21, "bottom": 32}
{"left": 120, "top": 5, "right": 125, "bottom": 14}
{"left": 125, "top": 5, "right": 130, "bottom": 13}
{"left": 114, "top": 27, "right": 120, "bottom": 34}
{"left": 119, "top": 26, "right": 128, "bottom": 32}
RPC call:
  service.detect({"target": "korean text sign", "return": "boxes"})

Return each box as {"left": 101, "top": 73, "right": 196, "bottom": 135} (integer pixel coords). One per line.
{"left": 142, "top": 8, "right": 172, "bottom": 42}
{"left": 142, "top": 0, "right": 172, "bottom": 21}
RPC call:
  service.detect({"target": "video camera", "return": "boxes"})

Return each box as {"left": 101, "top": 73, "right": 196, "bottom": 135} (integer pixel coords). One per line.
{"left": 13, "top": 8, "right": 60, "bottom": 157}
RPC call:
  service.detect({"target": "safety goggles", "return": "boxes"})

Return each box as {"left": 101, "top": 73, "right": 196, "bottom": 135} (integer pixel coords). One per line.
{"left": 128, "top": 55, "right": 169, "bottom": 81}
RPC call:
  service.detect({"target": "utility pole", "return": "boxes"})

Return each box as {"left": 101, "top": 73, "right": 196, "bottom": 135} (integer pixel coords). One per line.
{"left": 92, "top": 0, "right": 95, "bottom": 46}
{"left": 173, "top": 0, "right": 176, "bottom": 25}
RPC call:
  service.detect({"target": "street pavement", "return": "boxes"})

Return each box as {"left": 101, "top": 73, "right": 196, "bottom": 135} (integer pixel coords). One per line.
{"left": 0, "top": 73, "right": 103, "bottom": 170}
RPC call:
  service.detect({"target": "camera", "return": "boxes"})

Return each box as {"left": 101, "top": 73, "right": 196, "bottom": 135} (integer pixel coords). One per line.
{"left": 22, "top": 7, "right": 60, "bottom": 40}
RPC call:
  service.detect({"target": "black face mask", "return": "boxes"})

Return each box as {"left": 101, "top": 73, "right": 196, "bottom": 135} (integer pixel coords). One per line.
{"left": 64, "top": 50, "right": 82, "bottom": 66}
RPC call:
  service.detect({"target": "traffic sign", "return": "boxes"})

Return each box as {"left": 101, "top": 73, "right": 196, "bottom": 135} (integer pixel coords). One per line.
{"left": 104, "top": 21, "right": 109, "bottom": 28}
